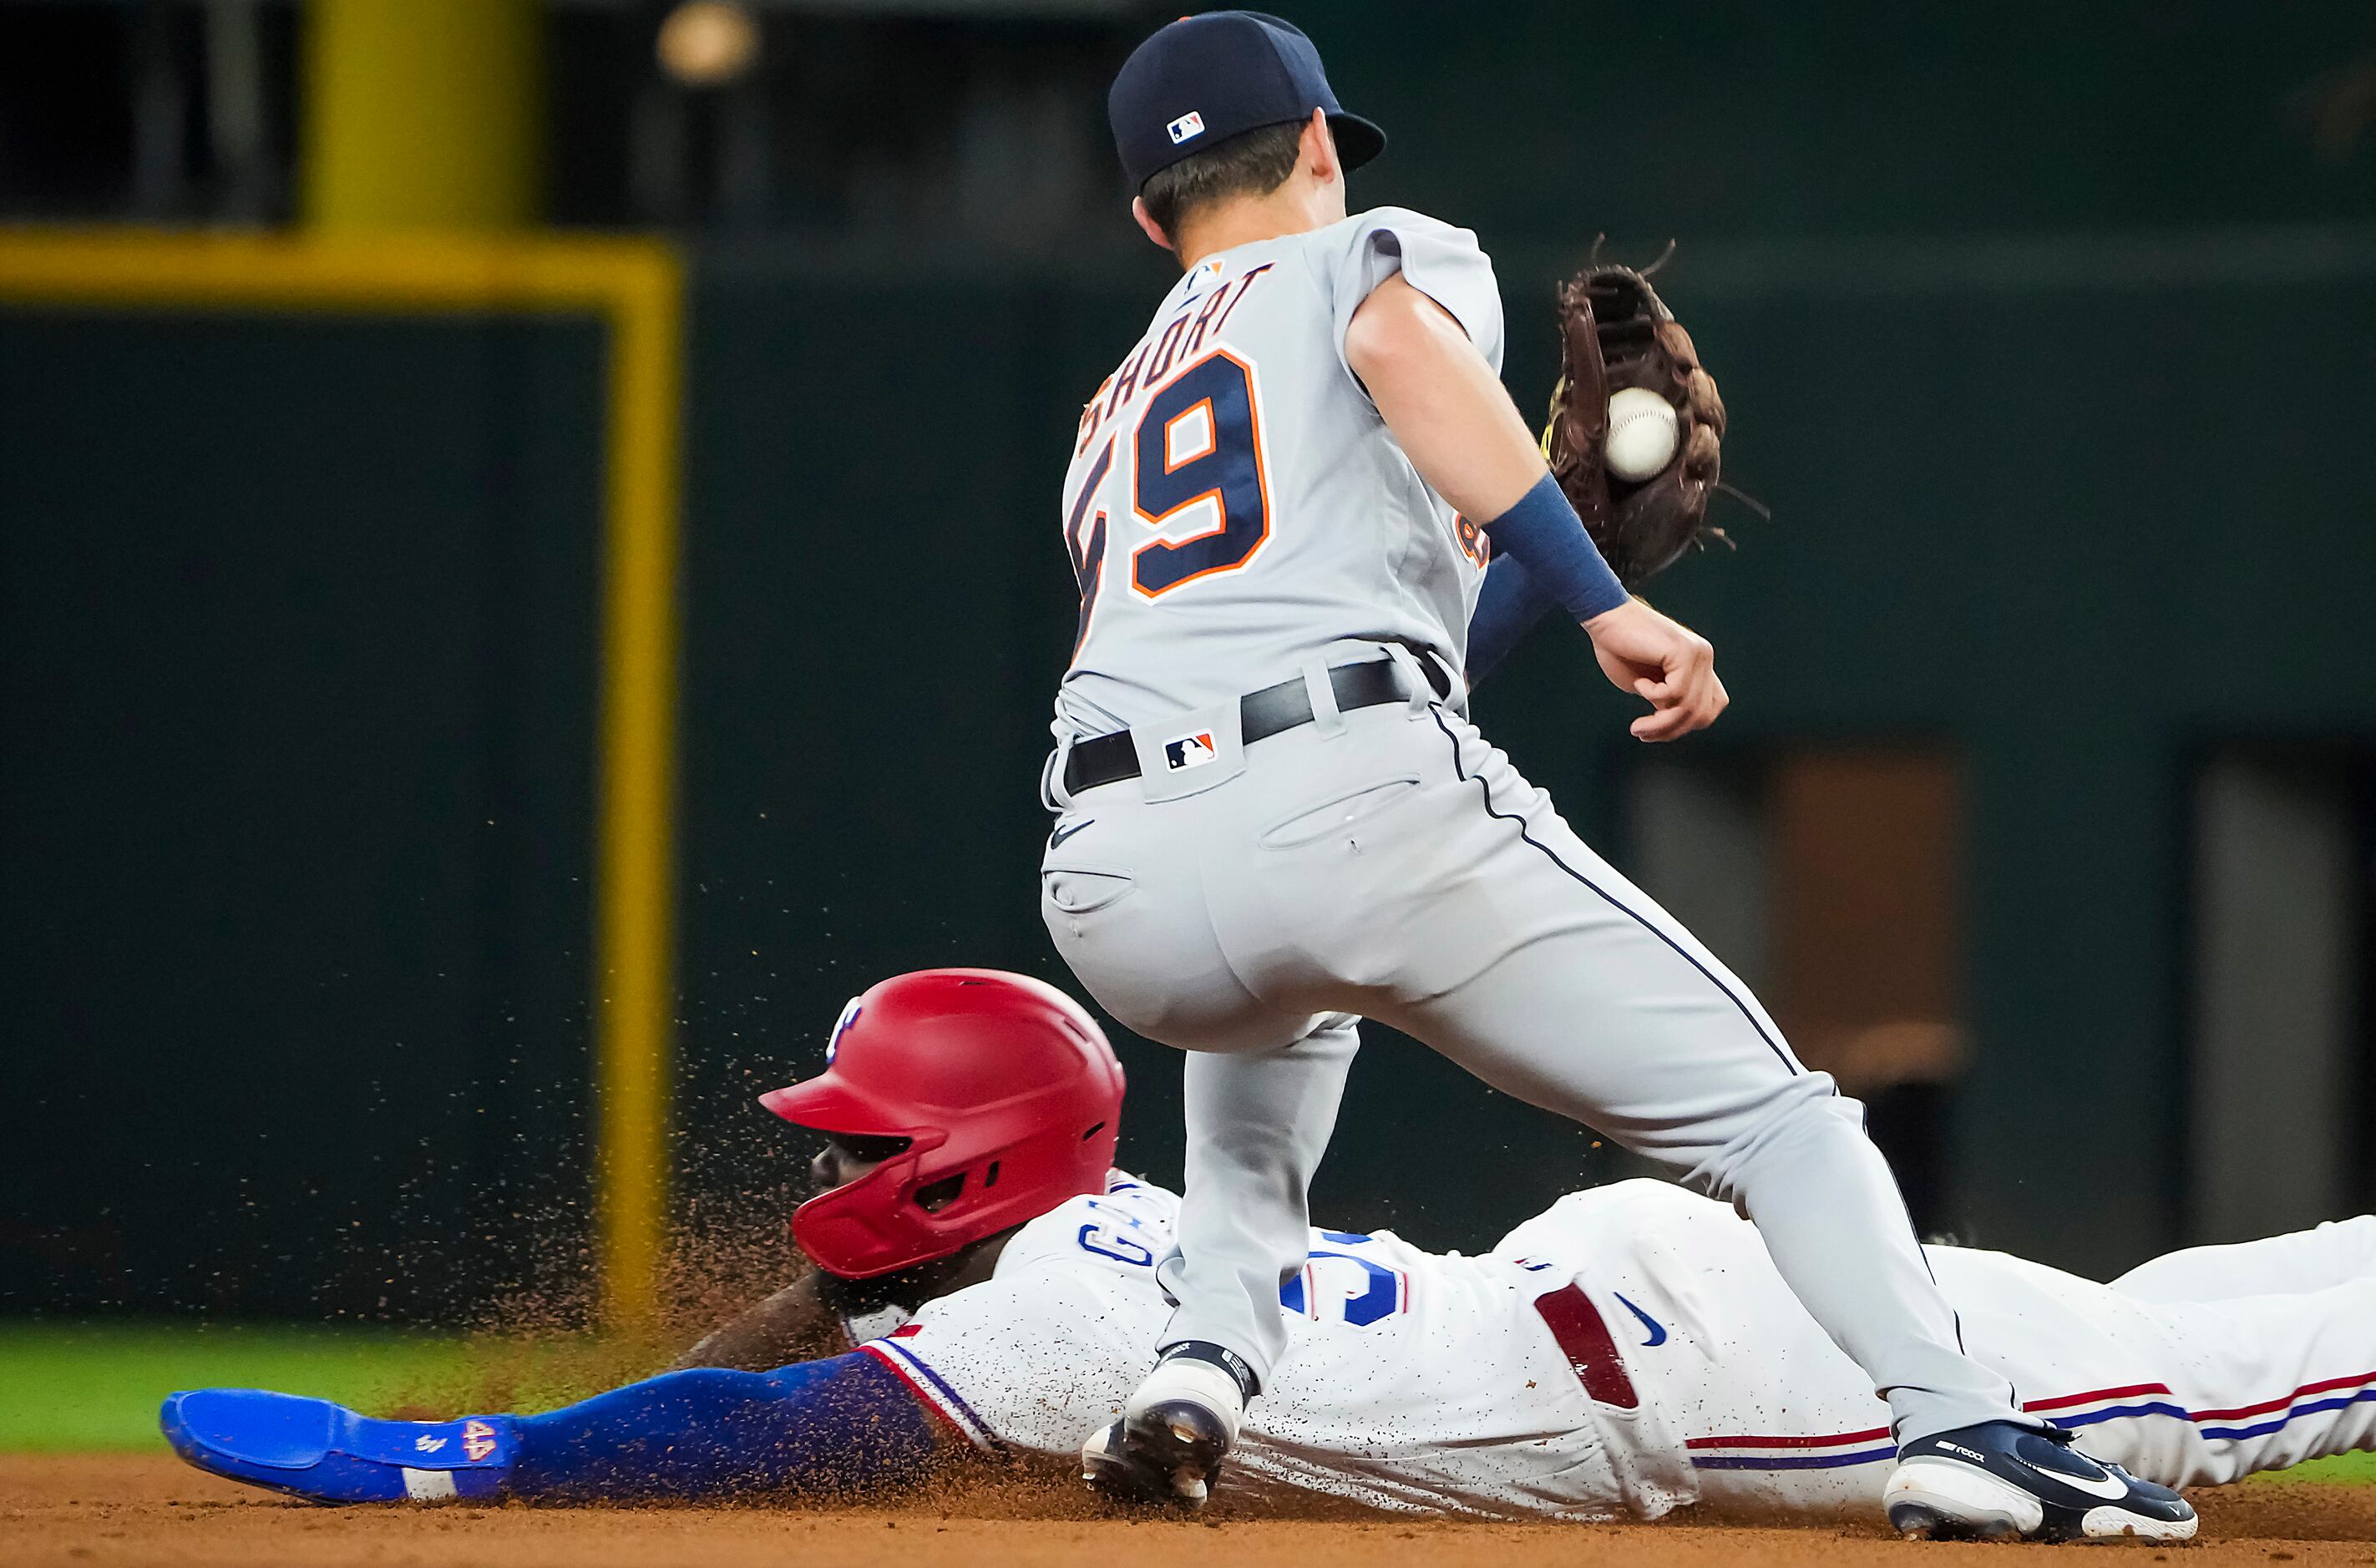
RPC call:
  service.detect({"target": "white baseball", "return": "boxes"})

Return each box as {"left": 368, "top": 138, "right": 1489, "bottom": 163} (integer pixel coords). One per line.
{"left": 1603, "top": 387, "right": 1679, "bottom": 483}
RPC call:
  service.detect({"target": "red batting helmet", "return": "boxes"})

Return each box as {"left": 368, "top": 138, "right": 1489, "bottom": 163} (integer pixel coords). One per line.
{"left": 760, "top": 969, "right": 1126, "bottom": 1279}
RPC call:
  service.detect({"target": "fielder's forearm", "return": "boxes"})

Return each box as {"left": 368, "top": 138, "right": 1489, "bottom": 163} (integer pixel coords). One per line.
{"left": 1479, "top": 475, "right": 1628, "bottom": 622}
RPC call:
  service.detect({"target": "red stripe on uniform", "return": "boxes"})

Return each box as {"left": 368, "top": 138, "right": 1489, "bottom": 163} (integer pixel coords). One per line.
{"left": 857, "top": 1343, "right": 967, "bottom": 1439}
{"left": 2190, "top": 1368, "right": 2376, "bottom": 1423}
{"left": 1686, "top": 1426, "right": 1891, "bottom": 1451}
{"left": 1688, "top": 1387, "right": 2167, "bottom": 1451}
{"left": 2022, "top": 1381, "right": 2174, "bottom": 1414}
{"left": 1695, "top": 1368, "right": 2376, "bottom": 1454}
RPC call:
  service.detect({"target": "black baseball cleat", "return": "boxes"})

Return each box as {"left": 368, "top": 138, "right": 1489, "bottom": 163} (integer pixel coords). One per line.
{"left": 1080, "top": 1342, "right": 1251, "bottom": 1507}
{"left": 1884, "top": 1420, "right": 2198, "bottom": 1541}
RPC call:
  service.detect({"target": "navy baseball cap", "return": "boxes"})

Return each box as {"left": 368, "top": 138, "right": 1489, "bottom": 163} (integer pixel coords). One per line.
{"left": 1108, "top": 11, "right": 1386, "bottom": 192}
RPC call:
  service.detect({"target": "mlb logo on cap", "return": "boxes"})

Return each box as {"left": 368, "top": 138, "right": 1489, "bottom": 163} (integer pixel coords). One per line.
{"left": 1164, "top": 731, "right": 1218, "bottom": 771}
{"left": 1167, "top": 110, "right": 1205, "bottom": 144}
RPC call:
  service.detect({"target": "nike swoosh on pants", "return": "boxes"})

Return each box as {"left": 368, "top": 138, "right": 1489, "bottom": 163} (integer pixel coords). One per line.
{"left": 1614, "top": 1292, "right": 1668, "bottom": 1347}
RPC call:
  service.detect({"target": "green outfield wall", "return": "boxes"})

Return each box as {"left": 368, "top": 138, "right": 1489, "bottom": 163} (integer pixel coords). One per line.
{"left": 4, "top": 232, "right": 2373, "bottom": 1318}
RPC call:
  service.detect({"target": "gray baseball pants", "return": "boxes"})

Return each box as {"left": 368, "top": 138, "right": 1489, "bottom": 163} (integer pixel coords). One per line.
{"left": 1040, "top": 653, "right": 2024, "bottom": 1444}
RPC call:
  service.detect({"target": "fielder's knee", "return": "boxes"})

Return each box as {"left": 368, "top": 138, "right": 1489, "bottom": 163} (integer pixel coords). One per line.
{"left": 1682, "top": 1070, "right": 1860, "bottom": 1206}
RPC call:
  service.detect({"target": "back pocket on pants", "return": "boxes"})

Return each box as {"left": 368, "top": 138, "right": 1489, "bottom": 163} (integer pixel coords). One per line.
{"left": 1258, "top": 776, "right": 1421, "bottom": 849}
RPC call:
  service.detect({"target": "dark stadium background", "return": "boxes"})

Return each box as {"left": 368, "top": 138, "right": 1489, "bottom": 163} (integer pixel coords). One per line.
{"left": 3, "top": 0, "right": 2373, "bottom": 1328}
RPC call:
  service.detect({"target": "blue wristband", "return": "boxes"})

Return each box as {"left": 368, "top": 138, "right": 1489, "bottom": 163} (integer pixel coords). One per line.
{"left": 1478, "top": 473, "right": 1629, "bottom": 622}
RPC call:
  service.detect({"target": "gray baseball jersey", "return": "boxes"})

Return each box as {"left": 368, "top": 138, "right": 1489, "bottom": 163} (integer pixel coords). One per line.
{"left": 1055, "top": 207, "right": 1502, "bottom": 740}
{"left": 1038, "top": 206, "right": 2033, "bottom": 1457}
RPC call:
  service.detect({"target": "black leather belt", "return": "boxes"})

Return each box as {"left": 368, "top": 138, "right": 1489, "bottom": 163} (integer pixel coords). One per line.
{"left": 1062, "top": 656, "right": 1436, "bottom": 795}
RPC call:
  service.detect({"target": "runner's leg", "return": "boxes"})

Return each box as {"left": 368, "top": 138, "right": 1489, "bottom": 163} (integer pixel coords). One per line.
{"left": 2113, "top": 1216, "right": 2376, "bottom": 1303}
{"left": 1929, "top": 1249, "right": 2376, "bottom": 1487}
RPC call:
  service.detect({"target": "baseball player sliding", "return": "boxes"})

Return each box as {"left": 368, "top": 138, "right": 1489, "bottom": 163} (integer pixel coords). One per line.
{"left": 160, "top": 972, "right": 2376, "bottom": 1527}
{"left": 1037, "top": 11, "right": 2187, "bottom": 1540}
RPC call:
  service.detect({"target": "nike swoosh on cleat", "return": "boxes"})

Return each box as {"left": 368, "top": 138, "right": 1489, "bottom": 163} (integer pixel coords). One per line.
{"left": 1614, "top": 1292, "right": 1667, "bottom": 1347}
{"left": 1050, "top": 819, "right": 1094, "bottom": 848}
{"left": 2018, "top": 1457, "right": 2133, "bottom": 1500}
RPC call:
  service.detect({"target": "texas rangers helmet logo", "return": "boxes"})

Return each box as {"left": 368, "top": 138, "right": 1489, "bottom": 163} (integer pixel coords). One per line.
{"left": 824, "top": 995, "right": 863, "bottom": 1063}
{"left": 1163, "top": 731, "right": 1218, "bottom": 771}
{"left": 1167, "top": 110, "right": 1205, "bottom": 144}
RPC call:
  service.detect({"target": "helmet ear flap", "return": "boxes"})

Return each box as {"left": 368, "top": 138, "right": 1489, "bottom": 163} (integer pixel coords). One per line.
{"left": 914, "top": 1171, "right": 966, "bottom": 1213}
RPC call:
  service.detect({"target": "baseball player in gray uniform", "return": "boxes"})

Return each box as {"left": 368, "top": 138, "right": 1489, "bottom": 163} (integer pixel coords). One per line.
{"left": 1039, "top": 12, "right": 2194, "bottom": 1543}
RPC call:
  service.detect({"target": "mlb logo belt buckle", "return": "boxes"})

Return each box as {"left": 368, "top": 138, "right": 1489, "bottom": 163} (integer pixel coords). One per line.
{"left": 1059, "top": 656, "right": 1423, "bottom": 796}
{"left": 1164, "top": 731, "right": 1218, "bottom": 771}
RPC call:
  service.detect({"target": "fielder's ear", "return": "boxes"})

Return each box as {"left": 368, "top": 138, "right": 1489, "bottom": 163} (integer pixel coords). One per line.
{"left": 1131, "top": 196, "right": 1174, "bottom": 252}
{"left": 1301, "top": 106, "right": 1340, "bottom": 183}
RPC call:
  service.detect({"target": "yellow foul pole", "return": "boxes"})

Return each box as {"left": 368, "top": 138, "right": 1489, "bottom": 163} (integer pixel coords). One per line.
{"left": 591, "top": 254, "right": 683, "bottom": 1334}
{"left": 304, "top": 0, "right": 545, "bottom": 231}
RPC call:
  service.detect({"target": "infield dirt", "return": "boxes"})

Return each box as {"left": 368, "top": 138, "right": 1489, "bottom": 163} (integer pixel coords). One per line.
{"left": 6, "top": 1455, "right": 2373, "bottom": 1568}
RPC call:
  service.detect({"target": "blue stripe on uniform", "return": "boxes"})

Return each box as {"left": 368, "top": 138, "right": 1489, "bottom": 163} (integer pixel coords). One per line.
{"left": 2049, "top": 1399, "right": 2195, "bottom": 1432}
{"left": 1692, "top": 1445, "right": 1899, "bottom": 1471}
{"left": 2201, "top": 1388, "right": 2376, "bottom": 1443}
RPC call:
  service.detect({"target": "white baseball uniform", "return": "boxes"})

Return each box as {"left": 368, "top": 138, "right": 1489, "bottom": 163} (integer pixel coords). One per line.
{"left": 861, "top": 1174, "right": 2376, "bottom": 1521}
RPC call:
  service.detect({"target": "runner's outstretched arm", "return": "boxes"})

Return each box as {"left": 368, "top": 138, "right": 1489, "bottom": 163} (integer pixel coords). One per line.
{"left": 160, "top": 1353, "right": 950, "bottom": 1505}
{"left": 509, "top": 1354, "right": 945, "bottom": 1500}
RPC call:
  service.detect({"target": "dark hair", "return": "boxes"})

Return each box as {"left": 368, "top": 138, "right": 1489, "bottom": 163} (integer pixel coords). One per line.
{"left": 1139, "top": 119, "right": 1306, "bottom": 239}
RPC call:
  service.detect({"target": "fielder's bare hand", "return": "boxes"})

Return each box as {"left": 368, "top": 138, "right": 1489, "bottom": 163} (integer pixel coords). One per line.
{"left": 1583, "top": 598, "right": 1726, "bottom": 741}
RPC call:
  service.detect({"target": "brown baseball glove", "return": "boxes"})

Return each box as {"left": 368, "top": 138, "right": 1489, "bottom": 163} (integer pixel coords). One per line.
{"left": 1542, "top": 254, "right": 1736, "bottom": 588}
